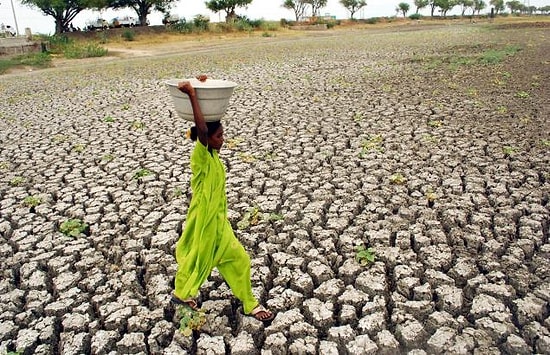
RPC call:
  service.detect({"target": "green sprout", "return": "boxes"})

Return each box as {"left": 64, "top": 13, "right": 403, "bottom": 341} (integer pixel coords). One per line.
{"left": 238, "top": 152, "right": 257, "bottom": 163}
{"left": 9, "top": 177, "right": 25, "bottom": 186}
{"left": 237, "top": 206, "right": 284, "bottom": 230}
{"left": 101, "top": 154, "right": 115, "bottom": 162}
{"left": 426, "top": 189, "right": 437, "bottom": 207}
{"left": 133, "top": 169, "right": 152, "bottom": 180}
{"left": 515, "top": 91, "right": 530, "bottom": 99}
{"left": 503, "top": 146, "right": 518, "bottom": 157}
{"left": 173, "top": 187, "right": 184, "bottom": 198}
{"left": 389, "top": 173, "right": 406, "bottom": 185}
{"left": 104, "top": 116, "right": 115, "bottom": 123}
{"left": 359, "top": 135, "right": 383, "bottom": 157}
{"left": 131, "top": 120, "right": 145, "bottom": 130}
{"left": 497, "top": 106, "right": 508, "bottom": 114}
{"left": 427, "top": 120, "right": 443, "bottom": 128}
{"left": 355, "top": 246, "right": 376, "bottom": 266}
{"left": 177, "top": 305, "right": 206, "bottom": 336}
{"left": 73, "top": 144, "right": 85, "bottom": 153}
{"left": 23, "top": 195, "right": 42, "bottom": 208}
{"left": 59, "top": 219, "right": 89, "bottom": 238}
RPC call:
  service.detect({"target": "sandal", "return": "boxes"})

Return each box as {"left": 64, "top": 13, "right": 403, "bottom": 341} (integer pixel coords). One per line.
{"left": 249, "top": 305, "right": 275, "bottom": 322}
{"left": 171, "top": 294, "right": 200, "bottom": 311}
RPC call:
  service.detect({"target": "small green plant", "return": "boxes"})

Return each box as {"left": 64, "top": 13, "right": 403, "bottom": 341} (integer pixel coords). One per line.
{"left": 426, "top": 189, "right": 437, "bottom": 207}
{"left": 237, "top": 205, "right": 262, "bottom": 230}
{"left": 122, "top": 104, "right": 130, "bottom": 110}
{"left": 503, "top": 146, "right": 517, "bottom": 157}
{"left": 104, "top": 116, "right": 115, "bottom": 123}
{"left": 422, "top": 134, "right": 439, "bottom": 144}
{"left": 177, "top": 305, "right": 206, "bottom": 336}
{"left": 480, "top": 45, "right": 521, "bottom": 64}
{"left": 133, "top": 168, "right": 152, "bottom": 180}
{"left": 0, "top": 161, "right": 9, "bottom": 170}
{"left": 60, "top": 219, "right": 89, "bottom": 237}
{"left": 173, "top": 187, "right": 184, "bottom": 198}
{"left": 122, "top": 29, "right": 136, "bottom": 41}
{"left": 101, "top": 154, "right": 115, "bottom": 162}
{"left": 515, "top": 91, "right": 530, "bottom": 99}
{"left": 355, "top": 245, "right": 375, "bottom": 266}
{"left": 267, "top": 213, "right": 284, "bottom": 222}
{"left": 541, "top": 139, "right": 550, "bottom": 147}
{"left": 73, "top": 144, "right": 85, "bottom": 153}
{"left": 238, "top": 152, "right": 257, "bottom": 162}
{"left": 9, "top": 177, "right": 25, "bottom": 186}
{"left": 23, "top": 195, "right": 42, "bottom": 208}
{"left": 428, "top": 120, "right": 443, "bottom": 128}
{"left": 497, "top": 106, "right": 508, "bottom": 114}
{"left": 236, "top": 206, "right": 282, "bottom": 230}
{"left": 353, "top": 113, "right": 364, "bottom": 122}
{"left": 389, "top": 173, "right": 406, "bottom": 185}
{"left": 359, "top": 135, "right": 383, "bottom": 157}
{"left": 131, "top": 120, "right": 145, "bottom": 130}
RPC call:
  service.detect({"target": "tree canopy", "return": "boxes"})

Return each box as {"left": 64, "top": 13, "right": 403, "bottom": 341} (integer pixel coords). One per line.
{"left": 22, "top": 0, "right": 105, "bottom": 34}
{"left": 283, "top": 0, "right": 308, "bottom": 21}
{"left": 339, "top": 0, "right": 367, "bottom": 20}
{"left": 397, "top": 2, "right": 410, "bottom": 17}
{"left": 108, "top": 0, "right": 177, "bottom": 28}
{"left": 205, "top": 0, "right": 253, "bottom": 22}
{"left": 304, "top": 0, "right": 327, "bottom": 17}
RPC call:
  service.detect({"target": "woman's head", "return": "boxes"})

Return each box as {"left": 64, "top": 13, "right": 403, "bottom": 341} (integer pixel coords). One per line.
{"left": 188, "top": 121, "right": 224, "bottom": 150}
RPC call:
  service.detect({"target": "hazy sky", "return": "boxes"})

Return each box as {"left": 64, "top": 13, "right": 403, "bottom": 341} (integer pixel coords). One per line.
{"left": 1, "top": 0, "right": 548, "bottom": 35}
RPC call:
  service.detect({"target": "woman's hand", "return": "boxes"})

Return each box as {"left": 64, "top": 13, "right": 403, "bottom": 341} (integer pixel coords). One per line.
{"left": 177, "top": 81, "right": 195, "bottom": 96}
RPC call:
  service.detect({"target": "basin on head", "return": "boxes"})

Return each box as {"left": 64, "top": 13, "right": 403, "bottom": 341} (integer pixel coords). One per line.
{"left": 165, "top": 78, "right": 238, "bottom": 122}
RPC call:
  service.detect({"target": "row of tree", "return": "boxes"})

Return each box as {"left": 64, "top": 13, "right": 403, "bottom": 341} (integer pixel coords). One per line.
{"left": 21, "top": 0, "right": 550, "bottom": 35}
{"left": 411, "top": 0, "right": 550, "bottom": 17}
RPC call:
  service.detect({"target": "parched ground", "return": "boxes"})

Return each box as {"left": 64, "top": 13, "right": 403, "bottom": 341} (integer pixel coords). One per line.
{"left": 0, "top": 20, "right": 549, "bottom": 354}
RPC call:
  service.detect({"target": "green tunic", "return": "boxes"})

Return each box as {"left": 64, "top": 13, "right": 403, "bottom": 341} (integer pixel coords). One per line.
{"left": 174, "top": 141, "right": 258, "bottom": 314}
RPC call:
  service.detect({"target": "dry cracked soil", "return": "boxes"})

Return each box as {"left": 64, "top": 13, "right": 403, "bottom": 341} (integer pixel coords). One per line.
{"left": 0, "top": 21, "right": 549, "bottom": 355}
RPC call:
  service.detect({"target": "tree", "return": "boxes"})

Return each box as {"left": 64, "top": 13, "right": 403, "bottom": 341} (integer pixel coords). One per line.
{"left": 109, "top": 0, "right": 177, "bottom": 28}
{"left": 339, "top": 0, "right": 367, "bottom": 20}
{"left": 21, "top": 0, "right": 105, "bottom": 34}
{"left": 414, "top": 0, "right": 429, "bottom": 13}
{"left": 205, "top": 0, "right": 253, "bottom": 22}
{"left": 283, "top": 0, "right": 308, "bottom": 21}
{"left": 429, "top": 0, "right": 437, "bottom": 16}
{"left": 489, "top": 0, "right": 504, "bottom": 14}
{"left": 458, "top": 0, "right": 473, "bottom": 15}
{"left": 505, "top": 0, "right": 522, "bottom": 14}
{"left": 472, "top": 0, "right": 486, "bottom": 14}
{"left": 397, "top": 2, "right": 410, "bottom": 17}
{"left": 434, "top": 0, "right": 457, "bottom": 16}
{"left": 304, "top": 0, "right": 327, "bottom": 17}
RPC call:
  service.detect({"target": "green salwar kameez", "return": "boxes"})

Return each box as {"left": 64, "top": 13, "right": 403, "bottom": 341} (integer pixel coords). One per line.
{"left": 174, "top": 141, "right": 259, "bottom": 314}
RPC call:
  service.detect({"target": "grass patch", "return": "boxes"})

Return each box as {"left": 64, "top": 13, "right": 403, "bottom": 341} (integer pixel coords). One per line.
{"left": 60, "top": 219, "right": 89, "bottom": 237}
{"left": 0, "top": 52, "right": 52, "bottom": 73}
{"left": 62, "top": 42, "right": 108, "bottom": 59}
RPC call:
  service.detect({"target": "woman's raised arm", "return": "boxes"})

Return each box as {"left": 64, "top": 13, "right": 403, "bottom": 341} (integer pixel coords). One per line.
{"left": 178, "top": 77, "right": 208, "bottom": 146}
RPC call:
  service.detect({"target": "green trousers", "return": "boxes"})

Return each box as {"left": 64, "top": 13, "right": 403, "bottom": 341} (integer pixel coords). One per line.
{"left": 174, "top": 222, "right": 259, "bottom": 315}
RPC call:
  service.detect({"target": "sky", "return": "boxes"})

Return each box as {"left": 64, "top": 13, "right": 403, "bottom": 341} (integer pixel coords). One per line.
{"left": 0, "top": 0, "right": 548, "bottom": 35}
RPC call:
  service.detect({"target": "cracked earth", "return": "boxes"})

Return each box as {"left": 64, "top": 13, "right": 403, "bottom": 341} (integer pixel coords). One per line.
{"left": 0, "top": 21, "right": 549, "bottom": 354}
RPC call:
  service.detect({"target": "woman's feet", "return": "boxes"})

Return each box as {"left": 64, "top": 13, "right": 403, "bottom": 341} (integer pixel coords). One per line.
{"left": 171, "top": 294, "right": 200, "bottom": 311}
{"left": 249, "top": 305, "right": 275, "bottom": 322}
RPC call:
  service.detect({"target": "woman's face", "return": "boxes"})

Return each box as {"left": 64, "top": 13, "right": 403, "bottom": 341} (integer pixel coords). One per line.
{"left": 208, "top": 126, "right": 224, "bottom": 151}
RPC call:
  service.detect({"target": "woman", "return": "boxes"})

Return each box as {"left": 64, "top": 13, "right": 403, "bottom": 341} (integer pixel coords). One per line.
{"left": 172, "top": 77, "right": 274, "bottom": 322}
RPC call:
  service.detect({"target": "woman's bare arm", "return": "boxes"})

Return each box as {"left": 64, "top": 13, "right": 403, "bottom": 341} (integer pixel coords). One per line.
{"left": 178, "top": 79, "right": 208, "bottom": 146}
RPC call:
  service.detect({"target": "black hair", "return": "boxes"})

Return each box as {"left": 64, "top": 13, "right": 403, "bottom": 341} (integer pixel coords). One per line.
{"left": 189, "top": 121, "right": 222, "bottom": 141}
